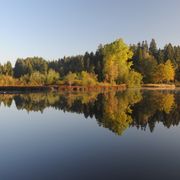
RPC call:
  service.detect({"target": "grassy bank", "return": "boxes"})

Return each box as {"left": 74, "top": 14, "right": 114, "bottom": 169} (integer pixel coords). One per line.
{"left": 0, "top": 84, "right": 127, "bottom": 93}
{"left": 142, "top": 84, "right": 176, "bottom": 89}
{"left": 0, "top": 84, "right": 177, "bottom": 94}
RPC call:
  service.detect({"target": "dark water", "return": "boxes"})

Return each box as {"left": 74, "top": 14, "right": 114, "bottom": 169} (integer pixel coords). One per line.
{"left": 0, "top": 90, "right": 180, "bottom": 180}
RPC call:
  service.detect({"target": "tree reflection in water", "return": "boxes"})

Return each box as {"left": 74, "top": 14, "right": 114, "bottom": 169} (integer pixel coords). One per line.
{"left": 0, "top": 90, "right": 178, "bottom": 135}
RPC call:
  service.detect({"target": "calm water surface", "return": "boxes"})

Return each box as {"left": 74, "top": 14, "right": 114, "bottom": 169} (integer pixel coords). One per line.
{"left": 0, "top": 90, "right": 180, "bottom": 180}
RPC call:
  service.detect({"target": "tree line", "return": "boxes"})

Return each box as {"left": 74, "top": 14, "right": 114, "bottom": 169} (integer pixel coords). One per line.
{"left": 0, "top": 38, "right": 178, "bottom": 86}
{"left": 130, "top": 39, "right": 176, "bottom": 83}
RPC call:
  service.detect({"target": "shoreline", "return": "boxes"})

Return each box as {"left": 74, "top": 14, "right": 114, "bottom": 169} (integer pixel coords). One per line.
{"left": 141, "top": 84, "right": 176, "bottom": 90}
{"left": 0, "top": 84, "right": 127, "bottom": 93}
{"left": 0, "top": 84, "right": 177, "bottom": 93}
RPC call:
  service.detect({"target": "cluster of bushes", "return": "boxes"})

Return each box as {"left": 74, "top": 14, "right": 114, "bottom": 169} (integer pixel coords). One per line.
{"left": 152, "top": 60, "right": 174, "bottom": 83}
{"left": 63, "top": 71, "right": 98, "bottom": 86}
{"left": 0, "top": 70, "right": 98, "bottom": 87}
{"left": 20, "top": 69, "right": 60, "bottom": 86}
{"left": 0, "top": 69, "right": 60, "bottom": 86}
{"left": 0, "top": 75, "right": 20, "bottom": 86}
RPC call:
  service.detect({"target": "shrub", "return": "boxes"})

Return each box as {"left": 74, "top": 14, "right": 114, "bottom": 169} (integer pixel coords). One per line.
{"left": 46, "top": 69, "right": 60, "bottom": 85}
{"left": 79, "top": 71, "right": 98, "bottom": 86}
{"left": 0, "top": 75, "right": 18, "bottom": 86}
{"left": 63, "top": 71, "right": 98, "bottom": 86}
{"left": 63, "top": 72, "right": 78, "bottom": 86}
{"left": 126, "top": 71, "right": 142, "bottom": 88}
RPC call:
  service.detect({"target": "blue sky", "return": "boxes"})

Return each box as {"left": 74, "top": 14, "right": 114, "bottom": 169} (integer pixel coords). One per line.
{"left": 0, "top": 0, "right": 180, "bottom": 63}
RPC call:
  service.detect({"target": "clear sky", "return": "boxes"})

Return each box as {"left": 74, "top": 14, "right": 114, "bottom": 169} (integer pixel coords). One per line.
{"left": 0, "top": 0, "right": 180, "bottom": 63}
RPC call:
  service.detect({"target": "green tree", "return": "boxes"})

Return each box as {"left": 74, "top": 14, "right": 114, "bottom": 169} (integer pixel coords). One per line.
{"left": 153, "top": 60, "right": 175, "bottom": 83}
{"left": 164, "top": 44, "right": 177, "bottom": 68}
{"left": 102, "top": 39, "right": 133, "bottom": 84}
{"left": 29, "top": 72, "right": 46, "bottom": 85}
{"left": 164, "top": 60, "right": 175, "bottom": 82}
{"left": 79, "top": 71, "right": 98, "bottom": 86}
{"left": 149, "top": 39, "right": 157, "bottom": 57}
{"left": 5, "top": 61, "right": 13, "bottom": 76}
{"left": 46, "top": 69, "right": 60, "bottom": 85}
{"left": 153, "top": 64, "right": 166, "bottom": 83}
{"left": 157, "top": 49, "right": 164, "bottom": 64}
{"left": 64, "top": 72, "right": 78, "bottom": 86}
{"left": 140, "top": 56, "right": 158, "bottom": 83}
{"left": 14, "top": 57, "right": 48, "bottom": 78}
{"left": 126, "top": 71, "right": 142, "bottom": 88}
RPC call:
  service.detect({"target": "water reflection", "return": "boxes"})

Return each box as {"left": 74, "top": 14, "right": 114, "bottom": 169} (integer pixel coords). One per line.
{"left": 0, "top": 90, "right": 178, "bottom": 135}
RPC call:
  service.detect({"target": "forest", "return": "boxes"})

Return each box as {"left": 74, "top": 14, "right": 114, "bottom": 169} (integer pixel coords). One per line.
{"left": 0, "top": 38, "right": 178, "bottom": 87}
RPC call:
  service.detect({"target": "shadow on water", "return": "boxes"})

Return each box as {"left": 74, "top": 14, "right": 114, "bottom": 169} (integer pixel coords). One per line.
{"left": 0, "top": 89, "right": 178, "bottom": 135}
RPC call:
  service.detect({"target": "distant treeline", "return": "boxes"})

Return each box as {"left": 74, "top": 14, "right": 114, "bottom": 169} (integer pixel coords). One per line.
{"left": 0, "top": 38, "right": 178, "bottom": 86}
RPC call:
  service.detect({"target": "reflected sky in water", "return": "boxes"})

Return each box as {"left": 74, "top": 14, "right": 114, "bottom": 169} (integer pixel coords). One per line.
{"left": 0, "top": 90, "right": 180, "bottom": 180}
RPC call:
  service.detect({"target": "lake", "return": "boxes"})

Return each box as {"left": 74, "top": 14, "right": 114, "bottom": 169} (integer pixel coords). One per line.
{"left": 0, "top": 90, "right": 180, "bottom": 180}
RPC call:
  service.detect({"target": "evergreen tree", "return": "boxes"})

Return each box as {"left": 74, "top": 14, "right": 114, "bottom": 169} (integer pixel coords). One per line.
{"left": 164, "top": 44, "right": 177, "bottom": 68}
{"left": 157, "top": 49, "right": 164, "bottom": 64}
{"left": 149, "top": 39, "right": 157, "bottom": 58}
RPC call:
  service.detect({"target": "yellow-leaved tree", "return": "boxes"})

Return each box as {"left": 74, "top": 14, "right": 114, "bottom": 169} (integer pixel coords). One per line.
{"left": 153, "top": 60, "right": 175, "bottom": 83}
{"left": 164, "top": 60, "right": 175, "bottom": 83}
{"left": 102, "top": 39, "right": 133, "bottom": 84}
